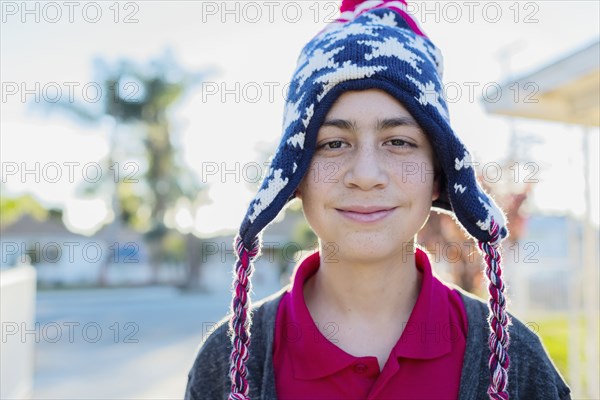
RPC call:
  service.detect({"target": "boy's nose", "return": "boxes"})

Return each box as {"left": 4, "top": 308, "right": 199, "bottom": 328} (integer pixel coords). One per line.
{"left": 342, "top": 145, "right": 389, "bottom": 191}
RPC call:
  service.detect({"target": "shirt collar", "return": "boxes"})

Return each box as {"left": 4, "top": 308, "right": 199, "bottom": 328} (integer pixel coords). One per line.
{"left": 392, "top": 247, "right": 451, "bottom": 359}
{"left": 286, "top": 247, "right": 451, "bottom": 380}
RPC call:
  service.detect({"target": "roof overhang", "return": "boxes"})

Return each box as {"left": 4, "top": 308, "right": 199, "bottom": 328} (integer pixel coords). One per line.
{"left": 482, "top": 41, "right": 599, "bottom": 127}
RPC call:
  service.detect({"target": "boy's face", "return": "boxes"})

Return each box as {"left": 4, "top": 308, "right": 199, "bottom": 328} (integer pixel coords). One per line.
{"left": 297, "top": 88, "right": 440, "bottom": 261}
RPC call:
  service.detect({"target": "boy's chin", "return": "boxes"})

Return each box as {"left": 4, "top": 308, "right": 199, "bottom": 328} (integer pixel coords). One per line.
{"left": 322, "top": 238, "right": 414, "bottom": 263}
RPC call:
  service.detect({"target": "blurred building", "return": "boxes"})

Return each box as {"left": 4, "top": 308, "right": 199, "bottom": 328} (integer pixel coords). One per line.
{"left": 503, "top": 213, "right": 599, "bottom": 312}
{"left": 1, "top": 215, "right": 152, "bottom": 287}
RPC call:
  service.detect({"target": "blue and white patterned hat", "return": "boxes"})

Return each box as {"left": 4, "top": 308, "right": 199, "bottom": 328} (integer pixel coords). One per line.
{"left": 227, "top": 1, "right": 511, "bottom": 399}
{"left": 239, "top": 4, "right": 508, "bottom": 248}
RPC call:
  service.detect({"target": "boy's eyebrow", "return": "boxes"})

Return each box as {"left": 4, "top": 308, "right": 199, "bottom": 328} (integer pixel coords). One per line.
{"left": 377, "top": 117, "right": 421, "bottom": 131}
{"left": 320, "top": 117, "right": 421, "bottom": 132}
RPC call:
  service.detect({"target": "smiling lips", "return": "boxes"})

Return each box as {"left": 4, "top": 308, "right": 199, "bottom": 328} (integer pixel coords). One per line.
{"left": 335, "top": 206, "right": 397, "bottom": 223}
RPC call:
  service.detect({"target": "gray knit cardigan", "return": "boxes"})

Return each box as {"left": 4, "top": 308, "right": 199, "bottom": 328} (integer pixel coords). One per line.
{"left": 185, "top": 286, "right": 571, "bottom": 399}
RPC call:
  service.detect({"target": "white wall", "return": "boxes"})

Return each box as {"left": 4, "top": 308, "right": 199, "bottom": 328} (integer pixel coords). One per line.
{"left": 1, "top": 265, "right": 37, "bottom": 399}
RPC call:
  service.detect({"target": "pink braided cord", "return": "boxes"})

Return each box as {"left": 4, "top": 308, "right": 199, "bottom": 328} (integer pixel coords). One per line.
{"left": 228, "top": 235, "right": 259, "bottom": 400}
{"left": 478, "top": 219, "right": 511, "bottom": 400}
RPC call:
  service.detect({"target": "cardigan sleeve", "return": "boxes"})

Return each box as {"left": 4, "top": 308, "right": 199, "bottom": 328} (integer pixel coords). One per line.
{"left": 184, "top": 318, "right": 232, "bottom": 400}
{"left": 508, "top": 316, "right": 572, "bottom": 399}
{"left": 183, "top": 288, "right": 285, "bottom": 400}
{"left": 458, "top": 291, "right": 571, "bottom": 399}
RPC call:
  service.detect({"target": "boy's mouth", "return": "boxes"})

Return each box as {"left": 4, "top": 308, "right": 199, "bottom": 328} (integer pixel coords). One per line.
{"left": 336, "top": 206, "right": 396, "bottom": 213}
{"left": 335, "top": 206, "right": 397, "bottom": 223}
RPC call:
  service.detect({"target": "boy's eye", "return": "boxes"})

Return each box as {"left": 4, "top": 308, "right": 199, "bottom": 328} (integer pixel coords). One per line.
{"left": 387, "top": 138, "right": 414, "bottom": 147}
{"left": 319, "top": 140, "right": 346, "bottom": 150}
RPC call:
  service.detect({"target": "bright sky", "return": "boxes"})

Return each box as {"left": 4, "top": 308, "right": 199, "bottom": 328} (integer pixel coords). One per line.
{"left": 1, "top": 1, "right": 599, "bottom": 236}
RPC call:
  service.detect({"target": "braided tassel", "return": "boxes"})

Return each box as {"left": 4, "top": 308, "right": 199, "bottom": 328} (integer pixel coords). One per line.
{"left": 478, "top": 219, "right": 510, "bottom": 400}
{"left": 228, "top": 235, "right": 260, "bottom": 400}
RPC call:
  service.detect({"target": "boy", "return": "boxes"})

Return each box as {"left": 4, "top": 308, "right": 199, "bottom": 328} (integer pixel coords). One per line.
{"left": 185, "top": 1, "right": 570, "bottom": 399}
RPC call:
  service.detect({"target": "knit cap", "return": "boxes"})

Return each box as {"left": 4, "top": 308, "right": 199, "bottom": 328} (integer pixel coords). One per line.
{"left": 227, "top": 1, "right": 511, "bottom": 399}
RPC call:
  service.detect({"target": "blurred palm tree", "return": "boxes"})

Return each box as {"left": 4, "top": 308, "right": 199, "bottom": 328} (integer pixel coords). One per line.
{"left": 45, "top": 48, "right": 214, "bottom": 286}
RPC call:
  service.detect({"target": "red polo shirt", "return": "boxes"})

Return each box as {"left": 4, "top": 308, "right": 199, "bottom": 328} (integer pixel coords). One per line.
{"left": 273, "top": 247, "right": 468, "bottom": 400}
